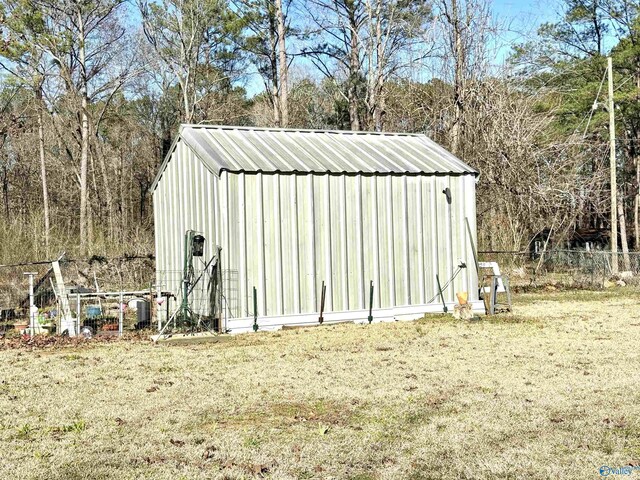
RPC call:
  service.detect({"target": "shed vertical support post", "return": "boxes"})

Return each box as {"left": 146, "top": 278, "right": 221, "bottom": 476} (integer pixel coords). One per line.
{"left": 149, "top": 282, "right": 154, "bottom": 329}
{"left": 119, "top": 292, "right": 124, "bottom": 336}
{"left": 217, "top": 246, "right": 223, "bottom": 333}
{"left": 166, "top": 295, "right": 171, "bottom": 332}
{"left": 157, "top": 291, "right": 162, "bottom": 332}
{"left": 253, "top": 286, "right": 258, "bottom": 332}
{"left": 76, "top": 293, "right": 81, "bottom": 336}
{"left": 367, "top": 281, "right": 374, "bottom": 324}
{"left": 490, "top": 277, "right": 498, "bottom": 315}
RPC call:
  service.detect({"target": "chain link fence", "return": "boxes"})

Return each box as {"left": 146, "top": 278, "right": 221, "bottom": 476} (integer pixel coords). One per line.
{"left": 479, "top": 249, "right": 640, "bottom": 289}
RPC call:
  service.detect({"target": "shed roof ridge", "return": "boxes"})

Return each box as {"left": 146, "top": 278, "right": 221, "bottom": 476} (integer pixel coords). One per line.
{"left": 180, "top": 124, "right": 426, "bottom": 137}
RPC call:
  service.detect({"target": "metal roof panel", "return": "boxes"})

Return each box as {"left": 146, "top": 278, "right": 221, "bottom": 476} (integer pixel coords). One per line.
{"left": 151, "top": 125, "right": 477, "bottom": 191}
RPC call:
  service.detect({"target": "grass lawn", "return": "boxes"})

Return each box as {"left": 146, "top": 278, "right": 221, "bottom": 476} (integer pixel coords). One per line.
{"left": 2, "top": 289, "right": 640, "bottom": 479}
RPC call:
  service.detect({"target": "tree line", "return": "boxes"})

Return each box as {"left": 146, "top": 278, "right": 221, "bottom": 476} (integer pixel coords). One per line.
{"left": 0, "top": 0, "right": 638, "bottom": 262}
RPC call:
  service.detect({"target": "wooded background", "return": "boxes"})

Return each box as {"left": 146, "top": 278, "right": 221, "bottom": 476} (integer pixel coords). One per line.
{"left": 0, "top": 0, "right": 636, "bottom": 262}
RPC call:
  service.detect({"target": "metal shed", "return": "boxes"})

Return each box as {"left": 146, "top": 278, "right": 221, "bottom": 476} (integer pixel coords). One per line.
{"left": 151, "top": 124, "right": 481, "bottom": 333}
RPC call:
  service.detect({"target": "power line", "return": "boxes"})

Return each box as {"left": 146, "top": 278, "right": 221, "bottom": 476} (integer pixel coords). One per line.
{"left": 583, "top": 68, "right": 607, "bottom": 139}
{"left": 613, "top": 74, "right": 635, "bottom": 92}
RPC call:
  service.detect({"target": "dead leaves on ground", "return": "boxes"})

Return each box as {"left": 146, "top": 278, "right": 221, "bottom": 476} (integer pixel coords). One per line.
{"left": 202, "top": 445, "right": 217, "bottom": 459}
{"left": 603, "top": 417, "right": 628, "bottom": 429}
{"left": 0, "top": 331, "right": 148, "bottom": 351}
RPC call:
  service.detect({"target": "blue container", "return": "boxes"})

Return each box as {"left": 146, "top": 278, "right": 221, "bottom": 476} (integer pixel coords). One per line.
{"left": 86, "top": 305, "right": 102, "bottom": 319}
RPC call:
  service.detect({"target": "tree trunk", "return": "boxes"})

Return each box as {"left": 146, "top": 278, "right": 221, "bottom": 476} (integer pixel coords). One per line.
{"left": 271, "top": 59, "right": 280, "bottom": 126}
{"left": 120, "top": 151, "right": 127, "bottom": 241}
{"left": 633, "top": 158, "right": 640, "bottom": 251}
{"left": 93, "top": 134, "right": 114, "bottom": 243}
{"left": 450, "top": 0, "right": 464, "bottom": 155}
{"left": 372, "top": 0, "right": 385, "bottom": 132}
{"left": 348, "top": 23, "right": 361, "bottom": 130}
{"left": 89, "top": 147, "right": 100, "bottom": 249}
{"left": 267, "top": 0, "right": 280, "bottom": 126}
{"left": 635, "top": 72, "right": 640, "bottom": 250}
{"left": 88, "top": 194, "right": 94, "bottom": 251}
{"left": 180, "top": 79, "right": 193, "bottom": 123}
{"left": 80, "top": 93, "right": 89, "bottom": 253}
{"left": 618, "top": 196, "right": 631, "bottom": 271}
{"left": 2, "top": 165, "right": 8, "bottom": 219}
{"left": 78, "top": 9, "right": 89, "bottom": 255}
{"left": 140, "top": 182, "right": 148, "bottom": 219}
{"left": 275, "top": 0, "right": 288, "bottom": 127}
{"left": 36, "top": 90, "right": 50, "bottom": 258}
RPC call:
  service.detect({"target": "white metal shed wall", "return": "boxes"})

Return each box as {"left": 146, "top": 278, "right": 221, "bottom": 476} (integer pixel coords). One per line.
{"left": 154, "top": 139, "right": 221, "bottom": 307}
{"left": 218, "top": 171, "right": 477, "bottom": 319}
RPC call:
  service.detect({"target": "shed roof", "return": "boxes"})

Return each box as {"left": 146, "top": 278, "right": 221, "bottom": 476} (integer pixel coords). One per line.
{"left": 152, "top": 125, "right": 477, "bottom": 191}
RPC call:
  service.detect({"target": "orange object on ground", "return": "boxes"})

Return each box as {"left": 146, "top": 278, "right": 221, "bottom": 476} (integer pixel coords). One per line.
{"left": 456, "top": 292, "right": 468, "bottom": 305}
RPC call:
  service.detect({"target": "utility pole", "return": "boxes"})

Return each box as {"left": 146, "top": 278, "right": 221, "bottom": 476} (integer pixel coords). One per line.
{"left": 608, "top": 56, "right": 618, "bottom": 274}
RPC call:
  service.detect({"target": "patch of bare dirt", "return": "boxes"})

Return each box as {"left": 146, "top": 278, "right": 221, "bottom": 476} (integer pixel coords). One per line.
{"left": 0, "top": 331, "right": 150, "bottom": 351}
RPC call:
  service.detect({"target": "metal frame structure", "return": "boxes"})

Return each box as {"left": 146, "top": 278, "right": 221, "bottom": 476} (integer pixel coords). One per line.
{"left": 155, "top": 231, "right": 223, "bottom": 337}
{"left": 71, "top": 290, "right": 151, "bottom": 336}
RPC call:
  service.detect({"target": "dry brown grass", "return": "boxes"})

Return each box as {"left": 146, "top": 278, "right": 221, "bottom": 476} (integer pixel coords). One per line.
{"left": 2, "top": 289, "right": 640, "bottom": 479}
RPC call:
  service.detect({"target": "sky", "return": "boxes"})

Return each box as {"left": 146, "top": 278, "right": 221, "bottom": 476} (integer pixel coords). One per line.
{"left": 493, "top": 0, "right": 556, "bottom": 28}
{"left": 468, "top": 0, "right": 565, "bottom": 79}
{"left": 491, "top": 0, "right": 558, "bottom": 64}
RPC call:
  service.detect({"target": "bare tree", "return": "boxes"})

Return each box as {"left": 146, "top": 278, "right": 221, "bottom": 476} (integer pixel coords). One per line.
{"left": 304, "top": 0, "right": 366, "bottom": 130}
{"left": 232, "top": 0, "right": 291, "bottom": 126}
{"left": 35, "top": 83, "right": 50, "bottom": 257}
{"left": 0, "top": 2, "right": 53, "bottom": 255}
{"left": 304, "top": 0, "right": 431, "bottom": 131}
{"left": 362, "top": 0, "right": 431, "bottom": 131}
{"left": 468, "top": 77, "right": 608, "bottom": 250}
{"left": 26, "top": 0, "right": 132, "bottom": 254}
{"left": 139, "top": 0, "right": 240, "bottom": 124}
{"left": 434, "top": 0, "right": 494, "bottom": 155}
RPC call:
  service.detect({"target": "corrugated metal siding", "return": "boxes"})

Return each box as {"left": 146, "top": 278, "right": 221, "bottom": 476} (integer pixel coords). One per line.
{"left": 151, "top": 125, "right": 477, "bottom": 191}
{"left": 218, "top": 172, "right": 476, "bottom": 318}
{"left": 154, "top": 140, "right": 221, "bottom": 310}
{"left": 154, "top": 135, "right": 478, "bottom": 323}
